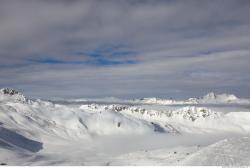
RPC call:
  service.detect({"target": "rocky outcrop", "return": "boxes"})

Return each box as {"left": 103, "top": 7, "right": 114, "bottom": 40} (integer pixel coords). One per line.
{"left": 0, "top": 88, "right": 27, "bottom": 102}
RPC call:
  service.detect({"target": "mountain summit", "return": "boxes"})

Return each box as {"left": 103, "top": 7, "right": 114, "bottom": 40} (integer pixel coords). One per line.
{"left": 201, "top": 92, "right": 239, "bottom": 103}
{"left": 0, "top": 88, "right": 20, "bottom": 95}
{"left": 0, "top": 88, "right": 27, "bottom": 102}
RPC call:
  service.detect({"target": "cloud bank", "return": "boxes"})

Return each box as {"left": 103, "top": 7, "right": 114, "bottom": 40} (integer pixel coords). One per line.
{"left": 0, "top": 0, "right": 250, "bottom": 99}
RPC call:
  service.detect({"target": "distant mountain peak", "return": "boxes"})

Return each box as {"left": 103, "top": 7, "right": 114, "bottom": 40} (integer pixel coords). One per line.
{"left": 203, "top": 92, "right": 216, "bottom": 99}
{"left": 0, "top": 88, "right": 20, "bottom": 95}
{"left": 0, "top": 88, "right": 27, "bottom": 102}
{"left": 202, "top": 92, "right": 238, "bottom": 101}
{"left": 136, "top": 92, "right": 247, "bottom": 105}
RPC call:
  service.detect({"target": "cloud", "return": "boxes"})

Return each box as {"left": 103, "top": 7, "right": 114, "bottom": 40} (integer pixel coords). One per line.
{"left": 0, "top": 0, "right": 250, "bottom": 98}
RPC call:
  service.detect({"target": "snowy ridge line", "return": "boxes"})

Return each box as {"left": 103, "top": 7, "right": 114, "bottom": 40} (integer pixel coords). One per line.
{"left": 1, "top": 87, "right": 247, "bottom": 105}
{"left": 79, "top": 103, "right": 250, "bottom": 133}
{"left": 79, "top": 104, "right": 221, "bottom": 122}
{"left": 49, "top": 92, "right": 250, "bottom": 105}
{"left": 134, "top": 92, "right": 250, "bottom": 105}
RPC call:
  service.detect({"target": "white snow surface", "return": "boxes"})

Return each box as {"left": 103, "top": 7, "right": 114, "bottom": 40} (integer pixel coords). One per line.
{"left": 134, "top": 92, "right": 250, "bottom": 105}
{"left": 1, "top": 88, "right": 250, "bottom": 165}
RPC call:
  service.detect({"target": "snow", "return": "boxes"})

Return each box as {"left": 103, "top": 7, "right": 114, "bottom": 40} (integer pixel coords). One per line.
{"left": 1, "top": 88, "right": 250, "bottom": 165}
{"left": 0, "top": 88, "right": 27, "bottom": 102}
{"left": 134, "top": 92, "right": 250, "bottom": 105}
{"left": 181, "top": 137, "right": 250, "bottom": 166}
{"left": 199, "top": 92, "right": 241, "bottom": 104}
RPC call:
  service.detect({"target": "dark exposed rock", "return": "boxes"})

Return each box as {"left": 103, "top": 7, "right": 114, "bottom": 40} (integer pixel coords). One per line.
{"left": 117, "top": 122, "right": 121, "bottom": 127}
{"left": 0, "top": 88, "right": 19, "bottom": 95}
{"left": 0, "top": 88, "right": 28, "bottom": 102}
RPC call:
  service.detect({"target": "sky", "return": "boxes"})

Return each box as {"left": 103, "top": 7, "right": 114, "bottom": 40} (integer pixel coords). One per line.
{"left": 0, "top": 0, "right": 250, "bottom": 99}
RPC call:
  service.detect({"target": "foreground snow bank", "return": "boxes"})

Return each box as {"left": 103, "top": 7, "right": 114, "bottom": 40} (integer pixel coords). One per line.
{"left": 181, "top": 137, "right": 250, "bottom": 166}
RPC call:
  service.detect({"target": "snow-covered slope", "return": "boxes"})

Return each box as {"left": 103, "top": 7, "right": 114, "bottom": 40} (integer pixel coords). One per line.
{"left": 79, "top": 103, "right": 250, "bottom": 134}
{"left": 0, "top": 99, "right": 164, "bottom": 140}
{"left": 1, "top": 88, "right": 250, "bottom": 165}
{"left": 181, "top": 137, "right": 250, "bottom": 166}
{"left": 108, "top": 137, "right": 250, "bottom": 166}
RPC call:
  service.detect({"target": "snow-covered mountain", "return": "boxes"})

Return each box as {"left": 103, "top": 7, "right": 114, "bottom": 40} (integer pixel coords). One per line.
{"left": 135, "top": 92, "right": 250, "bottom": 105}
{"left": 0, "top": 88, "right": 27, "bottom": 102}
{"left": 80, "top": 104, "right": 220, "bottom": 123}
{"left": 188, "top": 92, "right": 246, "bottom": 104}
{"left": 51, "top": 92, "right": 250, "bottom": 105}
{"left": 1, "top": 88, "right": 250, "bottom": 165}
{"left": 203, "top": 92, "right": 238, "bottom": 101}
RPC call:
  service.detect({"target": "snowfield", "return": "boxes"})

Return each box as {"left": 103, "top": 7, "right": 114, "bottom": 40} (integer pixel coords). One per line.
{"left": 1, "top": 88, "right": 250, "bottom": 166}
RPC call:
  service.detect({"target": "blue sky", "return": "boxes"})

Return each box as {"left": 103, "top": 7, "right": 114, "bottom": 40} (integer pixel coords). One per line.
{"left": 0, "top": 0, "right": 250, "bottom": 99}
